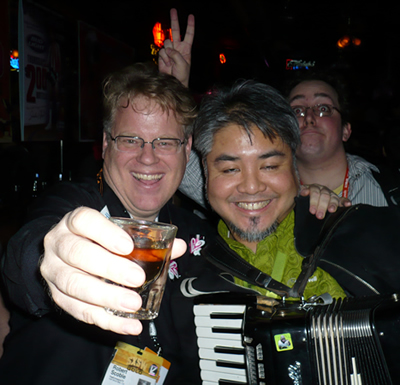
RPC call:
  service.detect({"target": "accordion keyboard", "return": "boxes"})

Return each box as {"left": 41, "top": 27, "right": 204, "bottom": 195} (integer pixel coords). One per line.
{"left": 194, "top": 304, "right": 248, "bottom": 384}
{"left": 194, "top": 294, "right": 400, "bottom": 385}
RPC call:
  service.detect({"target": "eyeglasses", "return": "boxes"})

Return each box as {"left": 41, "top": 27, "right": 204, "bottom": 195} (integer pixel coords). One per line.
{"left": 109, "top": 134, "right": 186, "bottom": 154}
{"left": 291, "top": 104, "right": 341, "bottom": 118}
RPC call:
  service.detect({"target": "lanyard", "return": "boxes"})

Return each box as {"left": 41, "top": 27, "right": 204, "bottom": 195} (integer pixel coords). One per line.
{"left": 342, "top": 166, "right": 350, "bottom": 198}
{"left": 300, "top": 166, "right": 350, "bottom": 198}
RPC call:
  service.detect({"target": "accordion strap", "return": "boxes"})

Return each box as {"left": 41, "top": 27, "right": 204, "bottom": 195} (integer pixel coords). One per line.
{"left": 202, "top": 235, "right": 317, "bottom": 298}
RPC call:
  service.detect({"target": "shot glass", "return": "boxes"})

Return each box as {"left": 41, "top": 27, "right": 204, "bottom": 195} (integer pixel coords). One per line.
{"left": 105, "top": 217, "right": 177, "bottom": 320}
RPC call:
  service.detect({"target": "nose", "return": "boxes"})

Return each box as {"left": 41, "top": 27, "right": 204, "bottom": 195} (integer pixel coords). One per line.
{"left": 136, "top": 142, "right": 159, "bottom": 164}
{"left": 302, "top": 107, "right": 316, "bottom": 127}
{"left": 237, "top": 168, "right": 267, "bottom": 195}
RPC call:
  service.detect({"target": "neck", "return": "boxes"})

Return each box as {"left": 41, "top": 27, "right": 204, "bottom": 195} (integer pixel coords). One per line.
{"left": 297, "top": 153, "right": 348, "bottom": 191}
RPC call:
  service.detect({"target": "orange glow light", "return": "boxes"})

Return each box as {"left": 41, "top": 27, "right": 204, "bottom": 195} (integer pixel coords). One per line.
{"left": 219, "top": 53, "right": 226, "bottom": 64}
{"left": 11, "top": 49, "right": 19, "bottom": 58}
{"left": 153, "top": 22, "right": 173, "bottom": 48}
{"left": 153, "top": 22, "right": 165, "bottom": 48}
{"left": 352, "top": 37, "right": 361, "bottom": 46}
{"left": 337, "top": 36, "right": 351, "bottom": 48}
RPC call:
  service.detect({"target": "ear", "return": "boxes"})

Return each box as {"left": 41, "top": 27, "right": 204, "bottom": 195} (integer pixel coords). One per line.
{"left": 102, "top": 131, "right": 109, "bottom": 159}
{"left": 342, "top": 122, "right": 352, "bottom": 142}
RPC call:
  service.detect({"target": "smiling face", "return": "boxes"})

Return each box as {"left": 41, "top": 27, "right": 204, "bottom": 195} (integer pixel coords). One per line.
{"left": 288, "top": 80, "right": 351, "bottom": 164}
{"left": 205, "top": 124, "right": 299, "bottom": 252}
{"left": 102, "top": 97, "right": 191, "bottom": 220}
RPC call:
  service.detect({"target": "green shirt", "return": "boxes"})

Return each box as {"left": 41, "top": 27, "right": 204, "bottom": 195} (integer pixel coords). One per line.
{"left": 218, "top": 210, "right": 346, "bottom": 300}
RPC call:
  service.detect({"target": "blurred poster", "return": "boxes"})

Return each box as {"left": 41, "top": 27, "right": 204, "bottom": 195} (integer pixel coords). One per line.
{"left": 79, "top": 22, "right": 135, "bottom": 141}
{"left": 0, "top": 0, "right": 12, "bottom": 142}
{"left": 18, "top": 0, "right": 77, "bottom": 141}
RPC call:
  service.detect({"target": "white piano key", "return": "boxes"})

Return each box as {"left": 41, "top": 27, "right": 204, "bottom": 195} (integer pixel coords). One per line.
{"left": 196, "top": 327, "right": 242, "bottom": 341}
{"left": 199, "top": 348, "right": 245, "bottom": 364}
{"left": 194, "top": 315, "right": 243, "bottom": 328}
{"left": 201, "top": 371, "right": 247, "bottom": 384}
{"left": 194, "top": 304, "right": 246, "bottom": 316}
{"left": 197, "top": 337, "right": 244, "bottom": 350}
{"left": 200, "top": 360, "right": 247, "bottom": 382}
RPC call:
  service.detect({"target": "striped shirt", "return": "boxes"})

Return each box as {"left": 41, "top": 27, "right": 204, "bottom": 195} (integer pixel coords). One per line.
{"left": 342, "top": 153, "right": 388, "bottom": 207}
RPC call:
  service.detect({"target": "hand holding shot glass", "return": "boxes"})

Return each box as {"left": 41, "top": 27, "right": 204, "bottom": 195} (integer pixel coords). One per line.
{"left": 106, "top": 218, "right": 177, "bottom": 320}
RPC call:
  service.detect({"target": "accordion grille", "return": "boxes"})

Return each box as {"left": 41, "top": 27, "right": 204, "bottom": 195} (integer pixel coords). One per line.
{"left": 311, "top": 307, "right": 390, "bottom": 385}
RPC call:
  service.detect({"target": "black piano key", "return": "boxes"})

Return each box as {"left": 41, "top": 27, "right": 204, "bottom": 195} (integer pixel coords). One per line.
{"left": 211, "top": 313, "right": 244, "bottom": 319}
{"left": 219, "top": 380, "right": 247, "bottom": 385}
{"left": 212, "top": 327, "right": 242, "bottom": 334}
{"left": 214, "top": 346, "right": 246, "bottom": 355}
{"left": 216, "top": 360, "right": 246, "bottom": 369}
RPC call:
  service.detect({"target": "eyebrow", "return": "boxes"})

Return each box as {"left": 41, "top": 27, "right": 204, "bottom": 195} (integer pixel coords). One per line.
{"left": 289, "top": 92, "right": 335, "bottom": 104}
{"left": 213, "top": 149, "right": 287, "bottom": 164}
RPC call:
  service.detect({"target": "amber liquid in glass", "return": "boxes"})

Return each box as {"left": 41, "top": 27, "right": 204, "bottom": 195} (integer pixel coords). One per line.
{"left": 121, "top": 248, "right": 168, "bottom": 284}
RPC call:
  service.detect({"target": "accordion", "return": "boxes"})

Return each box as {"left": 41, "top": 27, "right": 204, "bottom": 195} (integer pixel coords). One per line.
{"left": 194, "top": 293, "right": 400, "bottom": 385}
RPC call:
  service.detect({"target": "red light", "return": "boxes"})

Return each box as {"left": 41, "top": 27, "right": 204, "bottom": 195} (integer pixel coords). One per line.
{"left": 337, "top": 36, "right": 351, "bottom": 48}
{"left": 352, "top": 37, "right": 361, "bottom": 46}
{"left": 152, "top": 22, "right": 173, "bottom": 48}
{"left": 153, "top": 22, "right": 165, "bottom": 48}
{"left": 219, "top": 53, "right": 226, "bottom": 64}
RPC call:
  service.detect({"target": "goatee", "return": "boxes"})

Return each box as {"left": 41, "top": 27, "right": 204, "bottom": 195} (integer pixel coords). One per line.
{"left": 227, "top": 217, "right": 278, "bottom": 243}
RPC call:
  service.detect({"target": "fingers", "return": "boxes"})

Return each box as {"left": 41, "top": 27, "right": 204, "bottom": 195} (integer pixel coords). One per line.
{"left": 169, "top": 8, "right": 195, "bottom": 45}
{"left": 171, "top": 238, "right": 187, "bottom": 260}
{"left": 42, "top": 256, "right": 145, "bottom": 335}
{"left": 300, "top": 184, "right": 341, "bottom": 219}
{"left": 169, "top": 8, "right": 181, "bottom": 44}
{"left": 158, "top": 47, "right": 171, "bottom": 68}
{"left": 48, "top": 279, "right": 143, "bottom": 335}
{"left": 40, "top": 207, "right": 149, "bottom": 335}
{"left": 183, "top": 14, "right": 195, "bottom": 46}
{"left": 339, "top": 197, "right": 352, "bottom": 207}
{"left": 65, "top": 207, "right": 134, "bottom": 255}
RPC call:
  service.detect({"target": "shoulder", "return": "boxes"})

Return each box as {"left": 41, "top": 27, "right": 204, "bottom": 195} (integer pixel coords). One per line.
{"left": 319, "top": 204, "right": 400, "bottom": 295}
{"left": 294, "top": 196, "right": 400, "bottom": 256}
{"left": 38, "top": 177, "right": 99, "bottom": 203}
{"left": 25, "top": 178, "right": 102, "bottom": 222}
{"left": 294, "top": 197, "right": 400, "bottom": 295}
{"left": 346, "top": 153, "right": 380, "bottom": 176}
{"left": 346, "top": 153, "right": 378, "bottom": 169}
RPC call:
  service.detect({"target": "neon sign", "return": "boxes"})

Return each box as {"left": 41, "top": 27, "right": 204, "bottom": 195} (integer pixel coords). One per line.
{"left": 286, "top": 59, "right": 315, "bottom": 70}
{"left": 10, "top": 49, "right": 19, "bottom": 71}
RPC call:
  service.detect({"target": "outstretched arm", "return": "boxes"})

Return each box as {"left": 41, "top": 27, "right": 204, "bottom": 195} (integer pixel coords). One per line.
{"left": 40, "top": 207, "right": 187, "bottom": 335}
{"left": 158, "top": 8, "right": 195, "bottom": 87}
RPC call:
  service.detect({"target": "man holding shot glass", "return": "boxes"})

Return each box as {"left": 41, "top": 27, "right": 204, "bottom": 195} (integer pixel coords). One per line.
{"left": 0, "top": 61, "right": 216, "bottom": 384}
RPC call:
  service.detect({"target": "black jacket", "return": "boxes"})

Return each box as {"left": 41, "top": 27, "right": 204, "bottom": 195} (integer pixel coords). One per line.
{"left": 293, "top": 195, "right": 400, "bottom": 297}
{"left": 0, "top": 179, "right": 216, "bottom": 384}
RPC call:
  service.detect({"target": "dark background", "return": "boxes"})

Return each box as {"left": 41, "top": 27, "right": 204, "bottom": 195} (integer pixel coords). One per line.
{"left": 23, "top": 0, "right": 400, "bottom": 157}
{"left": 1, "top": 0, "right": 400, "bottom": 243}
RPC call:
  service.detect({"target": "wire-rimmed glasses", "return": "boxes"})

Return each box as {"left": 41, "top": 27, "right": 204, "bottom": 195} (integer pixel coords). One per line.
{"left": 291, "top": 104, "right": 341, "bottom": 118}
{"left": 109, "top": 134, "right": 186, "bottom": 154}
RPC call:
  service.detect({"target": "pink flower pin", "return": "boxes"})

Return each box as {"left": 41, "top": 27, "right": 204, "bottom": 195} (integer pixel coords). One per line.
{"left": 190, "top": 235, "right": 206, "bottom": 256}
{"left": 168, "top": 261, "right": 180, "bottom": 280}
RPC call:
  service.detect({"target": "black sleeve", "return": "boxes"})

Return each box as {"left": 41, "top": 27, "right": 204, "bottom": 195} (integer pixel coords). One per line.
{"left": 1, "top": 181, "right": 102, "bottom": 316}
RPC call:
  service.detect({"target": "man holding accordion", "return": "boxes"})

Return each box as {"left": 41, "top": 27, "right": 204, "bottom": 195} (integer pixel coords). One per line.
{"left": 162, "top": 78, "right": 400, "bottom": 384}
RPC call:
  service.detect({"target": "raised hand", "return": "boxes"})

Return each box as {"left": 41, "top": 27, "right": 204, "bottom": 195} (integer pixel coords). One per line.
{"left": 158, "top": 8, "right": 195, "bottom": 87}
{"left": 40, "top": 207, "right": 187, "bottom": 335}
